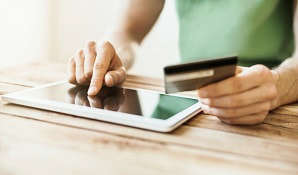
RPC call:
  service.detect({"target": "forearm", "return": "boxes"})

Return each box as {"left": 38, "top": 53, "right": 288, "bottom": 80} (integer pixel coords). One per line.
{"left": 271, "top": 0, "right": 298, "bottom": 108}
{"left": 105, "top": 0, "right": 165, "bottom": 70}
{"left": 273, "top": 57, "right": 298, "bottom": 108}
{"left": 106, "top": 33, "right": 138, "bottom": 70}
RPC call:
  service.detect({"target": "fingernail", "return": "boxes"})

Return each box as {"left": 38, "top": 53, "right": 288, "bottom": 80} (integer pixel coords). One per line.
{"left": 88, "top": 87, "right": 97, "bottom": 96}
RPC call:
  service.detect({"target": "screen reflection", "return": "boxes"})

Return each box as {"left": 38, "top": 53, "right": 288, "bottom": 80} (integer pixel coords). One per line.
{"left": 66, "top": 85, "right": 143, "bottom": 116}
{"left": 23, "top": 83, "right": 198, "bottom": 120}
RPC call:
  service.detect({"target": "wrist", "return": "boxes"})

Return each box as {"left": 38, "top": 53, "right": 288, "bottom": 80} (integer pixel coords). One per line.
{"left": 270, "top": 69, "right": 282, "bottom": 109}
{"left": 116, "top": 42, "right": 137, "bottom": 70}
{"left": 104, "top": 33, "right": 138, "bottom": 70}
{"left": 271, "top": 58, "right": 298, "bottom": 108}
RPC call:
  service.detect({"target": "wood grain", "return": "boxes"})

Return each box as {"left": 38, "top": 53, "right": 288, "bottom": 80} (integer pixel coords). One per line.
{"left": 187, "top": 114, "right": 298, "bottom": 143}
{"left": 1, "top": 103, "right": 298, "bottom": 166}
{"left": 1, "top": 61, "right": 298, "bottom": 174}
{"left": 0, "top": 114, "right": 296, "bottom": 175}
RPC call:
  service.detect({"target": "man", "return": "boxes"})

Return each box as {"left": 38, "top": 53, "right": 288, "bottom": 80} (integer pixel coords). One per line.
{"left": 67, "top": 0, "right": 298, "bottom": 125}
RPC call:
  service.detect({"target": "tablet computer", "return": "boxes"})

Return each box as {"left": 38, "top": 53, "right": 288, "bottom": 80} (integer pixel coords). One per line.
{"left": 1, "top": 82, "right": 201, "bottom": 132}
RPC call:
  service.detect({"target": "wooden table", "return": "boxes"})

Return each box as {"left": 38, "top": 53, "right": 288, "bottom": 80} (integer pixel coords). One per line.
{"left": 0, "top": 61, "right": 297, "bottom": 175}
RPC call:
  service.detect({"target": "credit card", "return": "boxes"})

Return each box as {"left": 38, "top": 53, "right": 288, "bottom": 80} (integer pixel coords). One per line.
{"left": 164, "top": 56, "right": 238, "bottom": 94}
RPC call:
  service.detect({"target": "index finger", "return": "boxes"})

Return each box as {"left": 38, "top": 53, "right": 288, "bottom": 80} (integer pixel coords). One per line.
{"left": 198, "top": 65, "right": 272, "bottom": 98}
{"left": 88, "top": 41, "right": 115, "bottom": 96}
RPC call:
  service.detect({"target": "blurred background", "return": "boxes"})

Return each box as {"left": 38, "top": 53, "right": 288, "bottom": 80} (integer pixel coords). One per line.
{"left": 0, "top": 0, "right": 179, "bottom": 78}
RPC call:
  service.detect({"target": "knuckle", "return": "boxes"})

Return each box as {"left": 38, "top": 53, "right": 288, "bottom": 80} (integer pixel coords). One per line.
{"left": 257, "top": 64, "right": 270, "bottom": 78}
{"left": 94, "top": 63, "right": 106, "bottom": 70}
{"left": 100, "top": 41, "right": 115, "bottom": 54}
{"left": 86, "top": 41, "right": 97, "bottom": 56}
{"left": 266, "top": 71, "right": 275, "bottom": 82}
{"left": 268, "top": 85, "right": 278, "bottom": 99}
{"left": 87, "top": 41, "right": 96, "bottom": 48}
{"left": 256, "top": 64, "right": 269, "bottom": 72}
{"left": 84, "top": 71, "right": 93, "bottom": 78}
{"left": 232, "top": 77, "right": 243, "bottom": 91}
{"left": 102, "top": 41, "right": 113, "bottom": 49}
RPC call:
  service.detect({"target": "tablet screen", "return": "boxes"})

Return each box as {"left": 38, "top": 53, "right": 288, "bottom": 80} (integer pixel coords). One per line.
{"left": 21, "top": 83, "right": 198, "bottom": 120}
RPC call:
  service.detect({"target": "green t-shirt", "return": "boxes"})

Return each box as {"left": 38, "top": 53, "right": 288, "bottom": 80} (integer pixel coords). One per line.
{"left": 176, "top": 0, "right": 294, "bottom": 68}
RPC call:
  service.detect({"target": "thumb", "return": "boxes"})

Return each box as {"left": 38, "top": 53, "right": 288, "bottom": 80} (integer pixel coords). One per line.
{"left": 104, "top": 67, "right": 126, "bottom": 87}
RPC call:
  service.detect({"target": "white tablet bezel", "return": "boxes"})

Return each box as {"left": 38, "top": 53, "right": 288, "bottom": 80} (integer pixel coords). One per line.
{"left": 1, "top": 81, "right": 202, "bottom": 132}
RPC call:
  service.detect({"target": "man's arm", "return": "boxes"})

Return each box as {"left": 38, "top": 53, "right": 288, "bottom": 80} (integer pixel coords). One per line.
{"left": 273, "top": 0, "right": 298, "bottom": 108}
{"left": 68, "top": 0, "right": 165, "bottom": 95}
{"left": 197, "top": 1, "right": 298, "bottom": 125}
{"left": 107, "top": 0, "right": 165, "bottom": 69}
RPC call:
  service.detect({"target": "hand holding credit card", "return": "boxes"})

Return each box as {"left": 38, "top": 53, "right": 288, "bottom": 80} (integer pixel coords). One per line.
{"left": 164, "top": 56, "right": 238, "bottom": 94}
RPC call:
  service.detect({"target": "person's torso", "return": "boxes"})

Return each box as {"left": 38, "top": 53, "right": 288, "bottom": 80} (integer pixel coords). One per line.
{"left": 176, "top": 0, "right": 294, "bottom": 67}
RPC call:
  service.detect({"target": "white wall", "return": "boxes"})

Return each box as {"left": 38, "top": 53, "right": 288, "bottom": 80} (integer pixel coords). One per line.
{"left": 52, "top": 0, "right": 179, "bottom": 78}
{"left": 0, "top": 0, "right": 53, "bottom": 68}
{"left": 1, "top": 0, "right": 179, "bottom": 78}
{"left": 134, "top": 0, "right": 179, "bottom": 77}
